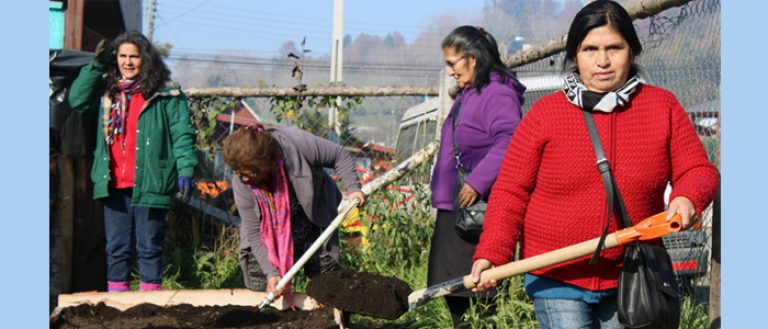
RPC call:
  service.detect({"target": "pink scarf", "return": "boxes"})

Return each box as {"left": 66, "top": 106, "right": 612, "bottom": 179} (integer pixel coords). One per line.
{"left": 251, "top": 158, "right": 294, "bottom": 307}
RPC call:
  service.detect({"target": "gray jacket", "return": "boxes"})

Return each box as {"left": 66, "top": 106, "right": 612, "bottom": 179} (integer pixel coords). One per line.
{"left": 232, "top": 127, "right": 362, "bottom": 277}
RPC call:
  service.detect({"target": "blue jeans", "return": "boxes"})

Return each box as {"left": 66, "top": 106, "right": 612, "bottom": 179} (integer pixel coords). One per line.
{"left": 103, "top": 188, "right": 167, "bottom": 284}
{"left": 533, "top": 296, "right": 624, "bottom": 329}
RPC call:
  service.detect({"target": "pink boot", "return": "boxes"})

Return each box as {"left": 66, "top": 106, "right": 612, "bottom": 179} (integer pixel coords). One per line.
{"left": 139, "top": 282, "right": 162, "bottom": 291}
{"left": 107, "top": 281, "right": 130, "bottom": 292}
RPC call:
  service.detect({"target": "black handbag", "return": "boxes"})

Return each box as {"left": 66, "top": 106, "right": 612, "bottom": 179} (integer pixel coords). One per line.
{"left": 582, "top": 110, "right": 680, "bottom": 329}
{"left": 450, "top": 98, "right": 486, "bottom": 244}
{"left": 618, "top": 242, "right": 680, "bottom": 328}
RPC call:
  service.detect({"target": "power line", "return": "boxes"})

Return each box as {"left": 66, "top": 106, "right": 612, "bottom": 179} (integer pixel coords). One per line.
{"left": 156, "top": 14, "right": 329, "bottom": 40}
{"left": 153, "top": 2, "right": 463, "bottom": 62}
{"left": 157, "top": 0, "right": 214, "bottom": 27}
{"left": 161, "top": 0, "right": 438, "bottom": 31}
{"left": 157, "top": 4, "right": 444, "bottom": 38}
{"left": 156, "top": 23, "right": 445, "bottom": 59}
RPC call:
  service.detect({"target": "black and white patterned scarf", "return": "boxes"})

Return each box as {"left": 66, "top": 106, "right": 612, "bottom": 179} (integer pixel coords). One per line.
{"left": 563, "top": 72, "right": 643, "bottom": 112}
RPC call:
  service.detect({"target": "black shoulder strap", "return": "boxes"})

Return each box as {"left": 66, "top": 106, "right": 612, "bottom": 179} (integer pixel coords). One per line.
{"left": 582, "top": 111, "right": 632, "bottom": 264}
{"left": 450, "top": 98, "right": 464, "bottom": 170}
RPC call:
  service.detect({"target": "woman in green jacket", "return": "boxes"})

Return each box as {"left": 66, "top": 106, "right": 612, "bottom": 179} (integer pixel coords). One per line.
{"left": 68, "top": 31, "right": 197, "bottom": 292}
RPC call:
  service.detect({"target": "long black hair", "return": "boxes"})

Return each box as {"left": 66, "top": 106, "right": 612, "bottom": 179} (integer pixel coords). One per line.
{"left": 105, "top": 31, "right": 171, "bottom": 97}
{"left": 563, "top": 0, "right": 642, "bottom": 74}
{"left": 442, "top": 25, "right": 518, "bottom": 93}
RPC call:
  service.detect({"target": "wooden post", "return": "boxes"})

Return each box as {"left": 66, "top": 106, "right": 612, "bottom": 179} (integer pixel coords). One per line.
{"left": 64, "top": 0, "right": 85, "bottom": 50}
{"left": 709, "top": 185, "right": 721, "bottom": 329}
{"left": 71, "top": 156, "right": 107, "bottom": 292}
{"left": 58, "top": 156, "right": 75, "bottom": 294}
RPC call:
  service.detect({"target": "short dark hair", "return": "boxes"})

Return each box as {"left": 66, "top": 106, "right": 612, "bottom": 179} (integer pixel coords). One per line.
{"left": 442, "top": 25, "right": 518, "bottom": 93}
{"left": 563, "top": 0, "right": 642, "bottom": 73}
{"left": 106, "top": 31, "right": 171, "bottom": 97}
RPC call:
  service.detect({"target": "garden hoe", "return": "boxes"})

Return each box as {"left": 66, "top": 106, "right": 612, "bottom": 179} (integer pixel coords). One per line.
{"left": 308, "top": 211, "right": 683, "bottom": 319}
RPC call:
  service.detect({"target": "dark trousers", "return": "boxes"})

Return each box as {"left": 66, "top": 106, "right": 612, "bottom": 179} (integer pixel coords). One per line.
{"left": 103, "top": 188, "right": 167, "bottom": 284}
{"left": 429, "top": 210, "right": 496, "bottom": 328}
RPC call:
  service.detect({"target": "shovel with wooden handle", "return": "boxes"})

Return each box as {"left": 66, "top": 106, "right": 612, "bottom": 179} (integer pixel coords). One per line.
{"left": 407, "top": 211, "right": 683, "bottom": 310}
{"left": 257, "top": 198, "right": 360, "bottom": 309}
{"left": 256, "top": 143, "right": 438, "bottom": 309}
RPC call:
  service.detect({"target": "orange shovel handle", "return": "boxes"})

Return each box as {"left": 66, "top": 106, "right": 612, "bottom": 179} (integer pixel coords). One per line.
{"left": 615, "top": 211, "right": 682, "bottom": 245}
{"left": 408, "top": 211, "right": 684, "bottom": 310}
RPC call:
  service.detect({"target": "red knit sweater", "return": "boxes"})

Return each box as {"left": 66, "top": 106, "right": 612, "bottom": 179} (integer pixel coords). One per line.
{"left": 473, "top": 84, "right": 719, "bottom": 291}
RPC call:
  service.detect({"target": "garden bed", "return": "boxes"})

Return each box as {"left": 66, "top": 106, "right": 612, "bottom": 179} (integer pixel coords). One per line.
{"left": 51, "top": 302, "right": 338, "bottom": 329}
{"left": 51, "top": 289, "right": 340, "bottom": 329}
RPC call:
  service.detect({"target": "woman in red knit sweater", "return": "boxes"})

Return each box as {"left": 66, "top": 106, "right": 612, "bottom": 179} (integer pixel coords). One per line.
{"left": 469, "top": 1, "right": 719, "bottom": 328}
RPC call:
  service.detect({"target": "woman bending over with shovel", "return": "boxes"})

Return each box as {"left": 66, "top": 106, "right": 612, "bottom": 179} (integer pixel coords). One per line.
{"left": 470, "top": 1, "right": 719, "bottom": 328}
{"left": 222, "top": 125, "right": 364, "bottom": 301}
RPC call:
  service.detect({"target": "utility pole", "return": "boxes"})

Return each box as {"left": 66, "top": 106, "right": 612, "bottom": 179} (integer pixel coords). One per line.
{"left": 147, "top": 0, "right": 157, "bottom": 41}
{"left": 328, "top": 0, "right": 344, "bottom": 142}
{"left": 330, "top": 0, "right": 344, "bottom": 84}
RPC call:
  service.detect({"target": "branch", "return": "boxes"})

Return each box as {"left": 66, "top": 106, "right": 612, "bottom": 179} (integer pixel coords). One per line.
{"left": 503, "top": 0, "right": 695, "bottom": 68}
{"left": 185, "top": 86, "right": 438, "bottom": 98}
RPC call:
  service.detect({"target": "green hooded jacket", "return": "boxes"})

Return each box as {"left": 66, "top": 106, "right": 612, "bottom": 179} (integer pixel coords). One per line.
{"left": 68, "top": 60, "right": 198, "bottom": 209}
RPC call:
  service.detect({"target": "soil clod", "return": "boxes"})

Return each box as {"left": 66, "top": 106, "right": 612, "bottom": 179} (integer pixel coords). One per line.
{"left": 306, "top": 269, "right": 412, "bottom": 320}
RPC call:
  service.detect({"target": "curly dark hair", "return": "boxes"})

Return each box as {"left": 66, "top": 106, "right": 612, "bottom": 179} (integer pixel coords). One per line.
{"left": 105, "top": 31, "right": 171, "bottom": 97}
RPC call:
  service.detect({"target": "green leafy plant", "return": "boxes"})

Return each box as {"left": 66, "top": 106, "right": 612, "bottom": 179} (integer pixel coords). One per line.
{"left": 188, "top": 96, "right": 236, "bottom": 163}
{"left": 461, "top": 277, "right": 538, "bottom": 329}
{"left": 192, "top": 228, "right": 243, "bottom": 289}
{"left": 269, "top": 95, "right": 363, "bottom": 140}
{"left": 680, "top": 295, "right": 710, "bottom": 329}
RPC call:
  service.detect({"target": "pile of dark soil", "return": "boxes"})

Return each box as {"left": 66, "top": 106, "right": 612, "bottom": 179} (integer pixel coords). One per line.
{"left": 306, "top": 269, "right": 412, "bottom": 320}
{"left": 51, "top": 302, "right": 338, "bottom": 329}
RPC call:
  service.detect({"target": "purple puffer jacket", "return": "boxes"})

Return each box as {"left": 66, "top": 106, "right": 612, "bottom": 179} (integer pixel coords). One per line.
{"left": 430, "top": 72, "right": 526, "bottom": 210}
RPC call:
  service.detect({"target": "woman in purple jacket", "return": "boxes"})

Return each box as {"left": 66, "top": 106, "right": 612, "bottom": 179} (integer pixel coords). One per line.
{"left": 429, "top": 25, "right": 526, "bottom": 327}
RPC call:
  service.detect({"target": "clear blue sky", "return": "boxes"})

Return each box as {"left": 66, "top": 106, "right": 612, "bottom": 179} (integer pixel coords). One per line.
{"left": 149, "top": 0, "right": 488, "bottom": 57}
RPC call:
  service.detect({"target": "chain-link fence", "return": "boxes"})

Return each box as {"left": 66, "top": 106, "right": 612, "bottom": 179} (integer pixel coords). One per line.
{"left": 188, "top": 95, "right": 428, "bottom": 182}
{"left": 513, "top": 0, "right": 720, "bottom": 163}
